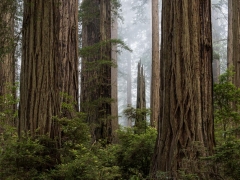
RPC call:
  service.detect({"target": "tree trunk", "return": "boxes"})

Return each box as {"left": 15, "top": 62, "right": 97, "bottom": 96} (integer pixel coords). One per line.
{"left": 80, "top": 0, "right": 113, "bottom": 143}
{"left": 227, "top": 0, "right": 233, "bottom": 68}
{"left": 0, "top": 0, "right": 16, "bottom": 127}
{"left": 80, "top": 0, "right": 101, "bottom": 136}
{"left": 127, "top": 52, "right": 132, "bottom": 127}
{"left": 212, "top": 52, "right": 220, "bottom": 84}
{"left": 230, "top": 1, "right": 240, "bottom": 88}
{"left": 228, "top": 0, "right": 240, "bottom": 138}
{"left": 150, "top": 0, "right": 160, "bottom": 128}
{"left": 150, "top": 1, "right": 214, "bottom": 179}
{"left": 111, "top": 11, "right": 119, "bottom": 143}
{"left": 136, "top": 61, "right": 146, "bottom": 131}
{"left": 19, "top": 0, "right": 79, "bottom": 143}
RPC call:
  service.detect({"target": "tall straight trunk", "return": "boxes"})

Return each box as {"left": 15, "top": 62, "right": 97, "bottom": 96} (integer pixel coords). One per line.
{"left": 229, "top": 1, "right": 240, "bottom": 88}
{"left": 96, "top": 0, "right": 112, "bottom": 142}
{"left": 81, "top": 0, "right": 101, "bottom": 141}
{"left": 136, "top": 62, "right": 146, "bottom": 124}
{"left": 127, "top": 53, "right": 132, "bottom": 127}
{"left": 227, "top": 0, "right": 233, "bottom": 68}
{"left": 80, "top": 0, "right": 113, "bottom": 143}
{"left": 111, "top": 13, "right": 119, "bottom": 142}
{"left": 19, "top": 0, "right": 79, "bottom": 142}
{"left": 136, "top": 62, "right": 146, "bottom": 111}
{"left": 150, "top": 0, "right": 160, "bottom": 128}
{"left": 228, "top": 0, "right": 240, "bottom": 138}
{"left": 150, "top": 1, "right": 214, "bottom": 179}
{"left": 0, "top": 0, "right": 16, "bottom": 127}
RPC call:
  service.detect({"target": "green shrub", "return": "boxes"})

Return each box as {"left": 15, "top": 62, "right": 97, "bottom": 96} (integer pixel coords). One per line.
{"left": 211, "top": 68, "right": 240, "bottom": 179}
{"left": 116, "top": 126, "right": 157, "bottom": 179}
{"left": 0, "top": 129, "right": 57, "bottom": 179}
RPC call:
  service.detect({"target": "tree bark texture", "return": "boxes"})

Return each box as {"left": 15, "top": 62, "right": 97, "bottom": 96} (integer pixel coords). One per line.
{"left": 228, "top": 0, "right": 240, "bottom": 88}
{"left": 136, "top": 61, "right": 146, "bottom": 127}
{"left": 151, "top": 0, "right": 160, "bottom": 128}
{"left": 19, "top": 0, "right": 79, "bottom": 142}
{"left": 80, "top": 0, "right": 113, "bottom": 143}
{"left": 227, "top": 0, "right": 233, "bottom": 68}
{"left": 150, "top": 1, "right": 214, "bottom": 179}
{"left": 0, "top": 0, "right": 16, "bottom": 127}
{"left": 111, "top": 12, "right": 119, "bottom": 143}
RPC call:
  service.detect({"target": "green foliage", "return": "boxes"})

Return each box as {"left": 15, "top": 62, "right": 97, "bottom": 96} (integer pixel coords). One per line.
{"left": 111, "top": 0, "right": 122, "bottom": 21}
{"left": 123, "top": 107, "right": 150, "bottom": 121}
{"left": 211, "top": 140, "right": 240, "bottom": 179}
{"left": 213, "top": 51, "right": 220, "bottom": 60}
{"left": 0, "top": 0, "right": 17, "bottom": 61}
{"left": 116, "top": 126, "right": 157, "bottom": 179}
{"left": 79, "top": 0, "right": 122, "bottom": 26}
{"left": 214, "top": 69, "right": 240, "bottom": 141}
{"left": 211, "top": 68, "right": 240, "bottom": 179}
{"left": 0, "top": 129, "right": 58, "bottom": 179}
{"left": 0, "top": 83, "right": 18, "bottom": 122}
{"left": 0, "top": 116, "right": 157, "bottom": 180}
{"left": 79, "top": 39, "right": 132, "bottom": 59}
{"left": 123, "top": 107, "right": 151, "bottom": 134}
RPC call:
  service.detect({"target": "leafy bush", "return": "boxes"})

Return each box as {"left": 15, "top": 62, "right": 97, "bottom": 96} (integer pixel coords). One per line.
{"left": 212, "top": 140, "right": 240, "bottom": 179}
{"left": 0, "top": 129, "right": 58, "bottom": 179}
{"left": 116, "top": 126, "right": 157, "bottom": 179}
{"left": 0, "top": 94, "right": 157, "bottom": 180}
{"left": 211, "top": 68, "right": 240, "bottom": 179}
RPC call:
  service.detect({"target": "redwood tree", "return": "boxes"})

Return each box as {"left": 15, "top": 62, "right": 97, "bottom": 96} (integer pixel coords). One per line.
{"left": 150, "top": 0, "right": 160, "bottom": 128}
{"left": 135, "top": 62, "right": 146, "bottom": 132}
{"left": 19, "top": 0, "right": 79, "bottom": 142}
{"left": 150, "top": 1, "right": 214, "bottom": 178}
{"left": 80, "top": 0, "right": 116, "bottom": 143}
{"left": 0, "top": 0, "right": 16, "bottom": 127}
{"left": 228, "top": 0, "right": 240, "bottom": 87}
{"left": 111, "top": 10, "right": 119, "bottom": 142}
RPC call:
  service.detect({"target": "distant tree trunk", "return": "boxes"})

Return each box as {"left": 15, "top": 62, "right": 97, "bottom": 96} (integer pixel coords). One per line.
{"left": 19, "top": 0, "right": 79, "bottom": 142}
{"left": 150, "top": 0, "right": 160, "bottom": 128}
{"left": 136, "top": 62, "right": 146, "bottom": 111}
{"left": 80, "top": 0, "right": 113, "bottom": 143}
{"left": 0, "top": 0, "right": 16, "bottom": 127}
{"left": 229, "top": 0, "right": 240, "bottom": 88}
{"left": 136, "top": 61, "right": 146, "bottom": 131}
{"left": 80, "top": 0, "right": 100, "bottom": 137}
{"left": 111, "top": 9, "right": 118, "bottom": 143}
{"left": 227, "top": 0, "right": 233, "bottom": 68}
{"left": 150, "top": 1, "right": 214, "bottom": 179}
{"left": 228, "top": 0, "right": 240, "bottom": 138}
{"left": 127, "top": 53, "right": 132, "bottom": 127}
{"left": 212, "top": 52, "right": 220, "bottom": 84}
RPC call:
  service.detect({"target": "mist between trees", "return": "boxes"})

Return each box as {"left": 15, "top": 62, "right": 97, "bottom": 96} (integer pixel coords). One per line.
{"left": 1, "top": 0, "right": 240, "bottom": 179}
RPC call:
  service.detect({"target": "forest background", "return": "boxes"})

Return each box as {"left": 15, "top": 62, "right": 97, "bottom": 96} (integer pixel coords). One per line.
{"left": 0, "top": 0, "right": 239, "bottom": 179}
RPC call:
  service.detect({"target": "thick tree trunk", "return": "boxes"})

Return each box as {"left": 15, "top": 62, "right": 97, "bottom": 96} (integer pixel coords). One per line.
{"left": 150, "top": 1, "right": 214, "bottom": 179}
{"left": 150, "top": 0, "right": 160, "bottom": 128}
{"left": 80, "top": 0, "right": 113, "bottom": 143}
{"left": 19, "top": 0, "right": 79, "bottom": 142}
{"left": 0, "top": 0, "right": 16, "bottom": 127}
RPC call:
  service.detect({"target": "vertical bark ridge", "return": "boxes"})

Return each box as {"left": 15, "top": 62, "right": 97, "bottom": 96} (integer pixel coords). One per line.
{"left": 19, "top": 0, "right": 79, "bottom": 142}
{"left": 150, "top": 1, "right": 214, "bottom": 178}
{"left": 0, "top": 0, "right": 15, "bottom": 127}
